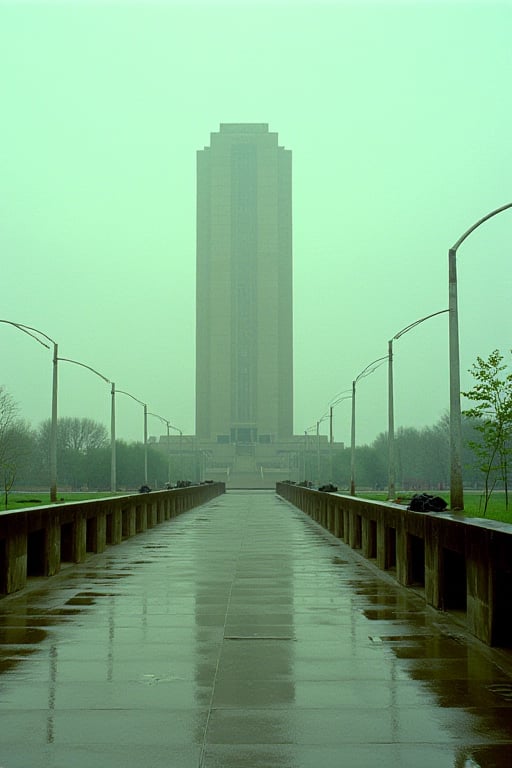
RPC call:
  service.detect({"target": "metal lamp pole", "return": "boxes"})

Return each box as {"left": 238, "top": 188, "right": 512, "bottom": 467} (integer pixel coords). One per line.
{"left": 304, "top": 430, "right": 308, "bottom": 483}
{"left": 0, "top": 320, "right": 59, "bottom": 501}
{"left": 148, "top": 412, "right": 176, "bottom": 485}
{"left": 303, "top": 426, "right": 316, "bottom": 485}
{"left": 116, "top": 389, "right": 148, "bottom": 485}
{"left": 144, "top": 404, "right": 148, "bottom": 484}
{"left": 110, "top": 383, "right": 116, "bottom": 492}
{"left": 315, "top": 413, "right": 330, "bottom": 487}
{"left": 57, "top": 357, "right": 113, "bottom": 491}
{"left": 350, "top": 356, "right": 387, "bottom": 496}
{"left": 448, "top": 202, "right": 512, "bottom": 510}
{"left": 327, "top": 390, "right": 352, "bottom": 482}
{"left": 165, "top": 421, "right": 170, "bottom": 483}
{"left": 169, "top": 423, "right": 183, "bottom": 481}
{"left": 387, "top": 309, "right": 449, "bottom": 500}
{"left": 316, "top": 421, "right": 320, "bottom": 486}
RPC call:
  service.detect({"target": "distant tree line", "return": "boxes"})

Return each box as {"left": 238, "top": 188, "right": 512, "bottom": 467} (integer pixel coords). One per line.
{"left": 0, "top": 409, "right": 502, "bottom": 496}
{"left": 303, "top": 348, "right": 512, "bottom": 500}
{"left": 305, "top": 412, "right": 484, "bottom": 492}
{"left": 1, "top": 348, "right": 510, "bottom": 502}
{"left": 0, "top": 394, "right": 198, "bottom": 499}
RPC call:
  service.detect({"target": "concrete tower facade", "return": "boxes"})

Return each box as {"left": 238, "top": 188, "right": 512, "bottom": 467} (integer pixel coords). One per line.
{"left": 196, "top": 123, "right": 293, "bottom": 446}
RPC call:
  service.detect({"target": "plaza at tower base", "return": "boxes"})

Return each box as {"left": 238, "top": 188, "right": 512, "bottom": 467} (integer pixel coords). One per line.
{"left": 149, "top": 433, "right": 344, "bottom": 489}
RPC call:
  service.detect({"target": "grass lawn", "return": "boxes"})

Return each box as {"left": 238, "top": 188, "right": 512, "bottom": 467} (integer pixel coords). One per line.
{"left": 360, "top": 490, "right": 511, "bottom": 524}
{"left": 2, "top": 491, "right": 120, "bottom": 512}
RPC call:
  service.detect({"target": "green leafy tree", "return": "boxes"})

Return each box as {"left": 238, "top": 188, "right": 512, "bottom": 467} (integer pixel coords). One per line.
{"left": 462, "top": 349, "right": 512, "bottom": 514}
{"left": 113, "top": 440, "right": 169, "bottom": 491}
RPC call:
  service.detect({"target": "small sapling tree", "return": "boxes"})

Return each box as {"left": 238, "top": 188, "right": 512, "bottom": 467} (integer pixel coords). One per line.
{"left": 462, "top": 349, "right": 512, "bottom": 514}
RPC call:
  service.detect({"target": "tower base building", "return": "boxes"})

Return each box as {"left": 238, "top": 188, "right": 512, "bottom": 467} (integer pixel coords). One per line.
{"left": 195, "top": 123, "right": 296, "bottom": 486}
{"left": 155, "top": 124, "right": 342, "bottom": 488}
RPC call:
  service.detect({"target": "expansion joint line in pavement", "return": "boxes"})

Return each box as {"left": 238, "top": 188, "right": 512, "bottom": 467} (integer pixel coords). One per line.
{"left": 197, "top": 500, "right": 250, "bottom": 767}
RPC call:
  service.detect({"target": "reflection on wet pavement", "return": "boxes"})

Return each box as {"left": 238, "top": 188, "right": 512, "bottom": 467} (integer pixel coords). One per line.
{"left": 0, "top": 490, "right": 511, "bottom": 767}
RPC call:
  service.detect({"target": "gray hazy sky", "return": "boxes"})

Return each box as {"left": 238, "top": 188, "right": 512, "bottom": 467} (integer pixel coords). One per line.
{"left": 1, "top": 0, "right": 510, "bottom": 447}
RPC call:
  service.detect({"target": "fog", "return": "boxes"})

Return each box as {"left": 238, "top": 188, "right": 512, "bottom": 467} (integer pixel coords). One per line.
{"left": 1, "top": 0, "right": 510, "bottom": 448}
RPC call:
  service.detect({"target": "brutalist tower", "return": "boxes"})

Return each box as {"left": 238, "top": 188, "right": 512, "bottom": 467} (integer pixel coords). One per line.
{"left": 196, "top": 123, "right": 293, "bottom": 455}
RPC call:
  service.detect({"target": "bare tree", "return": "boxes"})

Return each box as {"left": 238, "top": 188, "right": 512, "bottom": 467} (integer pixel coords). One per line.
{"left": 0, "top": 387, "right": 17, "bottom": 454}
{"left": 37, "top": 417, "right": 109, "bottom": 490}
{"left": 0, "top": 388, "right": 33, "bottom": 508}
{"left": 58, "top": 417, "right": 108, "bottom": 453}
{"left": 38, "top": 417, "right": 108, "bottom": 454}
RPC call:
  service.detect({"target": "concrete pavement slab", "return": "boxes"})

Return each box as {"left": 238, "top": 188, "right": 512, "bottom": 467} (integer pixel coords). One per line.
{"left": 1, "top": 489, "right": 512, "bottom": 767}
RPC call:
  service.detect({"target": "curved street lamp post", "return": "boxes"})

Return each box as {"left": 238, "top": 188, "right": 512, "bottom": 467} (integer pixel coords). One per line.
{"left": 57, "top": 358, "right": 114, "bottom": 492}
{"left": 315, "top": 414, "right": 330, "bottom": 487}
{"left": 303, "top": 425, "right": 316, "bottom": 485}
{"left": 350, "top": 356, "right": 387, "bottom": 496}
{"left": 0, "top": 320, "right": 59, "bottom": 501}
{"left": 387, "top": 310, "right": 449, "bottom": 501}
{"left": 115, "top": 389, "right": 148, "bottom": 485}
{"left": 448, "top": 202, "right": 512, "bottom": 510}
{"left": 0, "top": 320, "right": 156, "bottom": 496}
{"left": 147, "top": 413, "right": 182, "bottom": 485}
{"left": 328, "top": 392, "right": 352, "bottom": 487}
{"left": 148, "top": 412, "right": 172, "bottom": 485}
{"left": 328, "top": 390, "right": 352, "bottom": 444}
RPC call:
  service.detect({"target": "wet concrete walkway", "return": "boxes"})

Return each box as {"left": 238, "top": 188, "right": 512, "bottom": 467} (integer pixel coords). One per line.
{"left": 1, "top": 491, "right": 512, "bottom": 767}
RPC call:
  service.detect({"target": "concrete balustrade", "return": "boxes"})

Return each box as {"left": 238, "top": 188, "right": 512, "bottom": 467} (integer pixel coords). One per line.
{"left": 277, "top": 482, "right": 512, "bottom": 648}
{"left": 0, "top": 483, "right": 225, "bottom": 597}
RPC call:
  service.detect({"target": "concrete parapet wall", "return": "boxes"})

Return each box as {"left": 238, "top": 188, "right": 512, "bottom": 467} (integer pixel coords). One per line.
{"left": 277, "top": 482, "right": 512, "bottom": 648}
{"left": 0, "top": 483, "right": 225, "bottom": 597}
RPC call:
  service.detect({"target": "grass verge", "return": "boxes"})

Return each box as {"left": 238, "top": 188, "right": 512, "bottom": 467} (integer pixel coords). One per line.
{"left": 2, "top": 491, "right": 120, "bottom": 512}
{"left": 359, "top": 491, "right": 511, "bottom": 524}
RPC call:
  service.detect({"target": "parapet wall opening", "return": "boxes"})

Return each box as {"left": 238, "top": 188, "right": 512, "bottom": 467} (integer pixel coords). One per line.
{"left": 106, "top": 513, "right": 114, "bottom": 544}
{"left": 385, "top": 527, "right": 397, "bottom": 571}
{"left": 86, "top": 518, "right": 96, "bottom": 554}
{"left": 442, "top": 548, "right": 466, "bottom": 612}
{"left": 60, "top": 522, "right": 73, "bottom": 562}
{"left": 368, "top": 519, "right": 377, "bottom": 559}
{"left": 0, "top": 539, "right": 6, "bottom": 595}
{"left": 27, "top": 529, "right": 45, "bottom": 577}
{"left": 492, "top": 567, "right": 512, "bottom": 647}
{"left": 408, "top": 534, "right": 425, "bottom": 587}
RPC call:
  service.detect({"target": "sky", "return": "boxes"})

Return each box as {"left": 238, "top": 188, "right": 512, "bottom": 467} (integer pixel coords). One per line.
{"left": 1, "top": 0, "right": 511, "bottom": 448}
